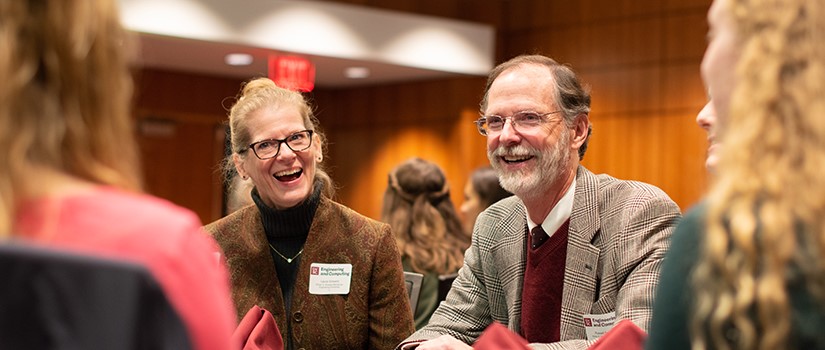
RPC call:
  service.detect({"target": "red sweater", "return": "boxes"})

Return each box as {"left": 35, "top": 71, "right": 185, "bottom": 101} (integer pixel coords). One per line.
{"left": 520, "top": 219, "right": 570, "bottom": 343}
{"left": 14, "top": 186, "right": 237, "bottom": 350}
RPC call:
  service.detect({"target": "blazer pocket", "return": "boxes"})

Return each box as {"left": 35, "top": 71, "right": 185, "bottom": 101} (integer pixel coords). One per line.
{"left": 590, "top": 295, "right": 616, "bottom": 315}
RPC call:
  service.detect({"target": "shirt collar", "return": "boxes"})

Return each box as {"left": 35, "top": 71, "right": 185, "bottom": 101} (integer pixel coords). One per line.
{"left": 526, "top": 176, "right": 576, "bottom": 238}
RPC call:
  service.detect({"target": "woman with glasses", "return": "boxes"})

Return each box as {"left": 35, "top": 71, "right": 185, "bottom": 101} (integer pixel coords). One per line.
{"left": 204, "top": 77, "right": 414, "bottom": 349}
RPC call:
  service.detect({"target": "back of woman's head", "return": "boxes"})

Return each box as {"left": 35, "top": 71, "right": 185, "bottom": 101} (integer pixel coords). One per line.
{"left": 224, "top": 77, "right": 334, "bottom": 198}
{"left": 694, "top": 0, "right": 825, "bottom": 348}
{"left": 381, "top": 158, "right": 466, "bottom": 275}
{"left": 0, "top": 0, "right": 138, "bottom": 234}
{"left": 471, "top": 166, "right": 512, "bottom": 209}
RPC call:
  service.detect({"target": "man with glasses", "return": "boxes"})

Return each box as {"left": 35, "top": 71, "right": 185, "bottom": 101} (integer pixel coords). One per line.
{"left": 398, "top": 55, "right": 681, "bottom": 349}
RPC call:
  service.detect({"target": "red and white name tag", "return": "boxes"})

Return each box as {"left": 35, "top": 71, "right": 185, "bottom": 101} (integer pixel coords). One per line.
{"left": 308, "top": 263, "right": 353, "bottom": 295}
{"left": 583, "top": 311, "right": 616, "bottom": 340}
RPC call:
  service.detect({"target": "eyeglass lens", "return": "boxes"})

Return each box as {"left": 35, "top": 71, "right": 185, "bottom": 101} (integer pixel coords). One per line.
{"left": 251, "top": 130, "right": 312, "bottom": 159}
{"left": 477, "top": 112, "right": 548, "bottom": 135}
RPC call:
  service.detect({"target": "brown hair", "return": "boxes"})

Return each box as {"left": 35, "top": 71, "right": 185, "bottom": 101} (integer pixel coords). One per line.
{"left": 381, "top": 158, "right": 467, "bottom": 275}
{"left": 469, "top": 166, "right": 512, "bottom": 209}
{"left": 0, "top": 0, "right": 140, "bottom": 236}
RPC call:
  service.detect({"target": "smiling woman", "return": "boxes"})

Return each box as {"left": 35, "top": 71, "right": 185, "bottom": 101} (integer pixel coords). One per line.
{"left": 203, "top": 77, "right": 414, "bottom": 349}
{"left": 646, "top": 0, "right": 825, "bottom": 349}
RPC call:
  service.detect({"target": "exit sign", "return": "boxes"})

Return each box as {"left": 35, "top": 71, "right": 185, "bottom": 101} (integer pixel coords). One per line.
{"left": 269, "top": 55, "right": 315, "bottom": 92}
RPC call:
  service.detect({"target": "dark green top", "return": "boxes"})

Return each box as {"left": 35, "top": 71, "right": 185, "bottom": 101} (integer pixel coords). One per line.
{"left": 402, "top": 257, "right": 440, "bottom": 330}
{"left": 646, "top": 202, "right": 825, "bottom": 349}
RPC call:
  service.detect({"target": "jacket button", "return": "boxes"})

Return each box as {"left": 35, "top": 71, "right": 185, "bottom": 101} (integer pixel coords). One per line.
{"left": 293, "top": 311, "right": 303, "bottom": 323}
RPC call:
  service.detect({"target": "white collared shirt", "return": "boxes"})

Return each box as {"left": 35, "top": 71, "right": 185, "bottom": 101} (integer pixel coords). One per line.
{"left": 526, "top": 177, "right": 576, "bottom": 239}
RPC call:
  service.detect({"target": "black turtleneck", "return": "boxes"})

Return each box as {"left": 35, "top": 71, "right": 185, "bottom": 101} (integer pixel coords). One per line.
{"left": 251, "top": 181, "right": 322, "bottom": 315}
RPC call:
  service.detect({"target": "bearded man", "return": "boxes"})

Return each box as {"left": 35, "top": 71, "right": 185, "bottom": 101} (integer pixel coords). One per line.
{"left": 398, "top": 55, "right": 681, "bottom": 350}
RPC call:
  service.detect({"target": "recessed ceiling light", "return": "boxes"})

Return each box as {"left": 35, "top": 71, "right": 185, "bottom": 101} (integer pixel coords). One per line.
{"left": 225, "top": 53, "right": 253, "bottom": 66}
{"left": 345, "top": 66, "right": 370, "bottom": 79}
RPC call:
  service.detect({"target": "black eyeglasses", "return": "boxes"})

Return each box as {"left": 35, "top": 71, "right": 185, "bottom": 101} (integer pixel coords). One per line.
{"left": 474, "top": 111, "right": 561, "bottom": 136}
{"left": 244, "top": 130, "right": 313, "bottom": 160}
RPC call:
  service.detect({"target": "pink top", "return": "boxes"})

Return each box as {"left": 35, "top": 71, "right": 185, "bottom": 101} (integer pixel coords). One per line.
{"left": 14, "top": 186, "right": 237, "bottom": 350}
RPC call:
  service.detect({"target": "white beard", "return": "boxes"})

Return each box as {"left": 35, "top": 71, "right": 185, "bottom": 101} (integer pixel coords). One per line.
{"left": 488, "top": 129, "right": 571, "bottom": 201}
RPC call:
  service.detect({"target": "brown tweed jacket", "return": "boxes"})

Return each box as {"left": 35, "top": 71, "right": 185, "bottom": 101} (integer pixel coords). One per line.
{"left": 401, "top": 166, "right": 681, "bottom": 349}
{"left": 205, "top": 197, "right": 414, "bottom": 349}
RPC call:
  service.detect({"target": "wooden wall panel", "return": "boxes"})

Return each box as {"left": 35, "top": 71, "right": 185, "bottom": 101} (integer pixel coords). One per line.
{"left": 661, "top": 63, "right": 707, "bottom": 111}
{"left": 132, "top": 69, "right": 242, "bottom": 224}
{"left": 131, "top": 0, "right": 714, "bottom": 224}
{"left": 665, "top": 0, "right": 714, "bottom": 11}
{"left": 663, "top": 12, "right": 709, "bottom": 61}
{"left": 580, "top": 0, "right": 664, "bottom": 21}
{"left": 581, "top": 66, "right": 662, "bottom": 115}
{"left": 582, "top": 110, "right": 708, "bottom": 210}
{"left": 136, "top": 112, "right": 227, "bottom": 224}
{"left": 578, "top": 18, "right": 663, "bottom": 68}
{"left": 313, "top": 78, "right": 488, "bottom": 220}
{"left": 134, "top": 69, "right": 243, "bottom": 116}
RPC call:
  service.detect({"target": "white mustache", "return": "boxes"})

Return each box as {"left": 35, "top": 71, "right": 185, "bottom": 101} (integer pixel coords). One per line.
{"left": 492, "top": 144, "right": 538, "bottom": 158}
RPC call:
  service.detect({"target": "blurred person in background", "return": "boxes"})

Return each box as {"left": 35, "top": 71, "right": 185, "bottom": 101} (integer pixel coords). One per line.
{"left": 459, "top": 166, "right": 512, "bottom": 236}
{"left": 205, "top": 77, "right": 413, "bottom": 350}
{"left": 382, "top": 157, "right": 469, "bottom": 330}
{"left": 646, "top": 0, "right": 825, "bottom": 348}
{"left": 0, "top": 1, "right": 236, "bottom": 349}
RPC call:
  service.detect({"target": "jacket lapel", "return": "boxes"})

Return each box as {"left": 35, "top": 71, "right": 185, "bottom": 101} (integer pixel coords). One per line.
{"left": 560, "top": 166, "right": 601, "bottom": 340}
{"left": 218, "top": 206, "right": 287, "bottom": 327}
{"left": 488, "top": 199, "right": 528, "bottom": 330}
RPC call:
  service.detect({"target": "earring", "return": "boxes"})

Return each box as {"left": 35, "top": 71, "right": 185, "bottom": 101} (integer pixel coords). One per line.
{"left": 317, "top": 157, "right": 322, "bottom": 162}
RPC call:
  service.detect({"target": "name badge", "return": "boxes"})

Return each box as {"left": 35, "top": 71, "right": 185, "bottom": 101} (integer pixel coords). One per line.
{"left": 309, "top": 263, "right": 353, "bottom": 295}
{"left": 583, "top": 311, "right": 616, "bottom": 340}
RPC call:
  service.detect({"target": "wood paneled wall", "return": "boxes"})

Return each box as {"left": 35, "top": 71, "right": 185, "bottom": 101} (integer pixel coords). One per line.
{"left": 135, "top": 112, "right": 227, "bottom": 224}
{"left": 133, "top": 0, "right": 713, "bottom": 225}
{"left": 311, "top": 77, "right": 489, "bottom": 220}
{"left": 133, "top": 70, "right": 243, "bottom": 224}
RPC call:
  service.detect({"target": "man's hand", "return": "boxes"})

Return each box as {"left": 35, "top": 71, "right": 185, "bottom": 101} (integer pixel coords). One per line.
{"left": 415, "top": 335, "right": 473, "bottom": 350}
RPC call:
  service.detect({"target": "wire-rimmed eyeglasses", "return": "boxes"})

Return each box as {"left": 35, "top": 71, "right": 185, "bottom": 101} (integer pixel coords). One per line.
{"left": 244, "top": 130, "right": 314, "bottom": 160}
{"left": 474, "top": 111, "right": 561, "bottom": 136}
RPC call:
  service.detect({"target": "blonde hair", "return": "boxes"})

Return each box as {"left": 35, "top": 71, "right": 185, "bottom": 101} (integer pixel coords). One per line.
{"left": 224, "top": 77, "right": 334, "bottom": 199}
{"left": 0, "top": 0, "right": 140, "bottom": 236}
{"left": 381, "top": 158, "right": 468, "bottom": 275}
{"left": 691, "top": 0, "right": 825, "bottom": 349}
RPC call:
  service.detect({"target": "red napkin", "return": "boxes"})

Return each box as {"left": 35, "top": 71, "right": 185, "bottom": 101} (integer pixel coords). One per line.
{"left": 586, "top": 319, "right": 646, "bottom": 350}
{"left": 472, "top": 319, "right": 645, "bottom": 350}
{"left": 473, "top": 321, "right": 530, "bottom": 349}
{"left": 231, "top": 305, "right": 284, "bottom": 350}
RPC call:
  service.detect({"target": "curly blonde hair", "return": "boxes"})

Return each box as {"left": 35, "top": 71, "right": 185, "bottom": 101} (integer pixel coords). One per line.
{"left": 691, "top": 0, "right": 825, "bottom": 349}
{"left": 0, "top": 0, "right": 139, "bottom": 236}
{"left": 381, "top": 158, "right": 468, "bottom": 275}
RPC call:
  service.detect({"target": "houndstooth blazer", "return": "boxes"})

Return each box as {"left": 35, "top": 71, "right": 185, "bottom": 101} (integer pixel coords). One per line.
{"left": 400, "top": 166, "right": 681, "bottom": 350}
